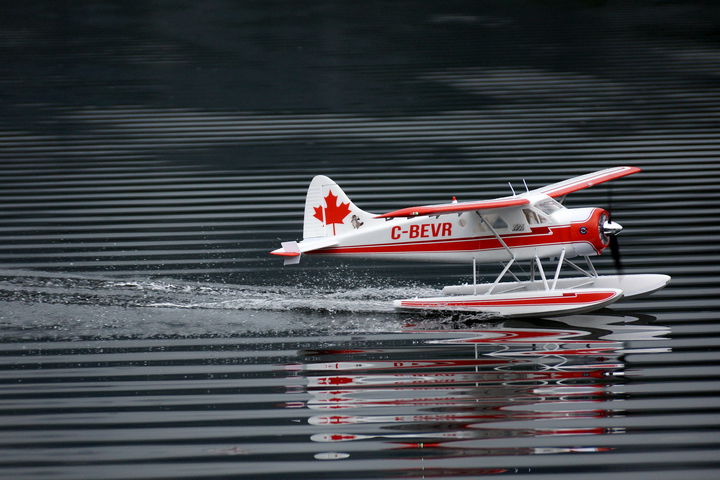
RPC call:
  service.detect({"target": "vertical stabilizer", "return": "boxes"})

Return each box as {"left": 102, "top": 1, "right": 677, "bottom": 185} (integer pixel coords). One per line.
{"left": 303, "top": 175, "right": 377, "bottom": 239}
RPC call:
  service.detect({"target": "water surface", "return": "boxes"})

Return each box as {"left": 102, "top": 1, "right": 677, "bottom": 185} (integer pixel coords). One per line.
{"left": 1, "top": 1, "right": 719, "bottom": 479}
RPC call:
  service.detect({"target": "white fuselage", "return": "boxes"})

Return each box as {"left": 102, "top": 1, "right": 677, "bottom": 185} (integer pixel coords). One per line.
{"left": 306, "top": 194, "right": 608, "bottom": 264}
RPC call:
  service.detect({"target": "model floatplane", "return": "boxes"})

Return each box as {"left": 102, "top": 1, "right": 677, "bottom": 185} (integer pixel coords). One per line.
{"left": 271, "top": 166, "right": 670, "bottom": 317}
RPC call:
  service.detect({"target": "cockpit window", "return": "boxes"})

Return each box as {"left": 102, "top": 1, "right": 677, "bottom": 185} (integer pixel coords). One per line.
{"left": 523, "top": 209, "right": 540, "bottom": 225}
{"left": 523, "top": 208, "right": 548, "bottom": 225}
{"left": 535, "top": 198, "right": 563, "bottom": 215}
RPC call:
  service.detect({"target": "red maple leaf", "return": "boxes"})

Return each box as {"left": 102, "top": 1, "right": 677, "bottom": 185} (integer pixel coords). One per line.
{"left": 313, "top": 190, "right": 351, "bottom": 235}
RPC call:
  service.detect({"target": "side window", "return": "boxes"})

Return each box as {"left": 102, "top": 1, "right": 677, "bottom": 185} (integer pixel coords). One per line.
{"left": 473, "top": 220, "right": 488, "bottom": 234}
{"left": 523, "top": 209, "right": 539, "bottom": 225}
{"left": 489, "top": 214, "right": 508, "bottom": 230}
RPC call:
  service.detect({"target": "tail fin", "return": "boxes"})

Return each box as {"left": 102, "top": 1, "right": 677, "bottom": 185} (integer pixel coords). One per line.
{"left": 303, "top": 175, "right": 377, "bottom": 239}
{"left": 271, "top": 175, "right": 380, "bottom": 263}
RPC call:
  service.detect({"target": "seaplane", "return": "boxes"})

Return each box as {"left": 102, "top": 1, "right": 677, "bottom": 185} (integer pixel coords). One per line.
{"left": 271, "top": 166, "right": 670, "bottom": 318}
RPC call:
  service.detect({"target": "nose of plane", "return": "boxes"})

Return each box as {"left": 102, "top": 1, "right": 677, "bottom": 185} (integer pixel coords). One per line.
{"left": 603, "top": 220, "right": 623, "bottom": 237}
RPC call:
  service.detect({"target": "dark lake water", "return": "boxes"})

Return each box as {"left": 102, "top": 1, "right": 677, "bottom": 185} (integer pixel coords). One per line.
{"left": 1, "top": 1, "right": 720, "bottom": 479}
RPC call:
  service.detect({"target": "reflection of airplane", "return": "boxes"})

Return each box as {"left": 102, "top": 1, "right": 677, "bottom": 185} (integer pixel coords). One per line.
{"left": 424, "top": 312, "right": 670, "bottom": 356}
{"left": 290, "top": 312, "right": 669, "bottom": 460}
{"left": 272, "top": 167, "right": 670, "bottom": 317}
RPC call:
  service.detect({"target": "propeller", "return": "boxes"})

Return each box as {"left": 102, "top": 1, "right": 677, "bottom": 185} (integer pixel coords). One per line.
{"left": 608, "top": 231, "right": 622, "bottom": 272}
{"left": 604, "top": 186, "right": 623, "bottom": 273}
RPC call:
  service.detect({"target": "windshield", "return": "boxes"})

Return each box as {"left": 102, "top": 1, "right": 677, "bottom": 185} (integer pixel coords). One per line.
{"left": 535, "top": 198, "right": 563, "bottom": 215}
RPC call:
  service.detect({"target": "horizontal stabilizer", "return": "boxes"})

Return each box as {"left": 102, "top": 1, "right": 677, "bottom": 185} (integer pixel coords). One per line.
{"left": 270, "top": 237, "right": 339, "bottom": 265}
{"left": 279, "top": 241, "right": 301, "bottom": 265}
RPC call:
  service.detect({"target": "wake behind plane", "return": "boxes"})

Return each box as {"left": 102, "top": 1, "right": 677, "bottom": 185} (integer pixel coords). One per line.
{"left": 271, "top": 167, "right": 670, "bottom": 318}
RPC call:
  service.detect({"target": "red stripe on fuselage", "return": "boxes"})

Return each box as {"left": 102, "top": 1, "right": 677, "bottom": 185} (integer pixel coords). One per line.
{"left": 310, "top": 226, "right": 578, "bottom": 256}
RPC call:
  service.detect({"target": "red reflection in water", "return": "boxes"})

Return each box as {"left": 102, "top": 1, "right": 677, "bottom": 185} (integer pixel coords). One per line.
{"left": 286, "top": 313, "right": 668, "bottom": 469}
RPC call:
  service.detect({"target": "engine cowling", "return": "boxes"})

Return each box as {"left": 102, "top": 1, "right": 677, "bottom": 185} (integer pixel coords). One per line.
{"left": 569, "top": 208, "right": 621, "bottom": 255}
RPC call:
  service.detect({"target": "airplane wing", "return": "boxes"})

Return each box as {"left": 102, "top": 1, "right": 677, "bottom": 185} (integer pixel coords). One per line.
{"left": 375, "top": 197, "right": 530, "bottom": 219}
{"left": 375, "top": 166, "right": 640, "bottom": 219}
{"left": 531, "top": 166, "right": 641, "bottom": 199}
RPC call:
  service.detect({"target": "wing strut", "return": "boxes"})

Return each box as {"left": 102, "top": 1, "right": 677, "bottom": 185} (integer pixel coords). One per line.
{"left": 477, "top": 212, "right": 514, "bottom": 259}
{"left": 477, "top": 212, "right": 517, "bottom": 295}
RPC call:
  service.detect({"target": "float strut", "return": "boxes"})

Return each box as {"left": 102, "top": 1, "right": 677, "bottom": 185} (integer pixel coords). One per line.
{"left": 488, "top": 258, "right": 516, "bottom": 295}
{"left": 534, "top": 254, "right": 549, "bottom": 291}
{"left": 552, "top": 247, "right": 566, "bottom": 290}
{"left": 473, "top": 258, "right": 478, "bottom": 295}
